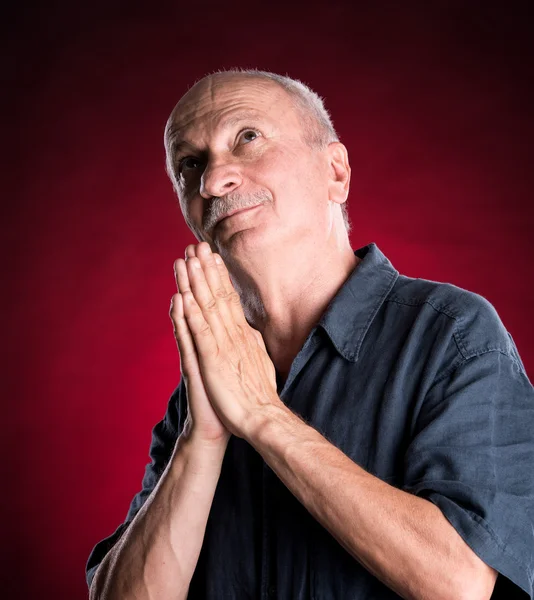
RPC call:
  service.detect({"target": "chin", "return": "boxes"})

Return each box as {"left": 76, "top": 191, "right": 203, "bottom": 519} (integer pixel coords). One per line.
{"left": 216, "top": 221, "right": 280, "bottom": 255}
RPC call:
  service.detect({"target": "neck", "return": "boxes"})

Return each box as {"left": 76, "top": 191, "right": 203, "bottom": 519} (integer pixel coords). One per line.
{"left": 223, "top": 236, "right": 361, "bottom": 380}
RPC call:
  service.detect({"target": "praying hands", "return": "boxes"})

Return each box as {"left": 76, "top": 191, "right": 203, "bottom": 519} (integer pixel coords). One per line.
{"left": 170, "top": 241, "right": 285, "bottom": 443}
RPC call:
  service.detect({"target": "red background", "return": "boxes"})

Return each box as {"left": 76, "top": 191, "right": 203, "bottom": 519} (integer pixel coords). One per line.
{"left": 4, "top": 1, "right": 534, "bottom": 598}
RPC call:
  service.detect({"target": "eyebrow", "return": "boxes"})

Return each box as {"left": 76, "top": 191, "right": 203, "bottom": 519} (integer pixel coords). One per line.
{"left": 168, "top": 110, "right": 266, "bottom": 157}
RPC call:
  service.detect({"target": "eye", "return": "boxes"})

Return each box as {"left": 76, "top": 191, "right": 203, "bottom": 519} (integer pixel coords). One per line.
{"left": 238, "top": 129, "right": 260, "bottom": 144}
{"left": 179, "top": 156, "right": 202, "bottom": 174}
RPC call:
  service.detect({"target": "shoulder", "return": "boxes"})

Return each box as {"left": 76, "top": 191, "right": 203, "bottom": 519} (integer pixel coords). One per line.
{"left": 388, "top": 273, "right": 518, "bottom": 362}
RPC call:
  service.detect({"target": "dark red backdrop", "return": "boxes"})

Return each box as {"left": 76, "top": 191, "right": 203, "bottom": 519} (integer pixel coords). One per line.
{"left": 4, "top": 2, "right": 533, "bottom": 598}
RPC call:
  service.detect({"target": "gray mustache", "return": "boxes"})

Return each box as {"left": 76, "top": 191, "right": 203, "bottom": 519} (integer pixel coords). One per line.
{"left": 204, "top": 190, "right": 273, "bottom": 230}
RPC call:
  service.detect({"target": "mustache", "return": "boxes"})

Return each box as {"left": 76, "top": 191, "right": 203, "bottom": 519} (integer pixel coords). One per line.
{"left": 204, "top": 189, "right": 273, "bottom": 231}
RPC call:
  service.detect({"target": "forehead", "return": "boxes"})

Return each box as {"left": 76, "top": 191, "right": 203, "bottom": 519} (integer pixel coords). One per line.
{"left": 166, "top": 75, "right": 299, "bottom": 143}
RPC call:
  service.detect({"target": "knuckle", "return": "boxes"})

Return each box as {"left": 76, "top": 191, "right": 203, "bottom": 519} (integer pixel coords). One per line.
{"left": 214, "top": 288, "right": 227, "bottom": 300}
{"left": 205, "top": 298, "right": 218, "bottom": 312}
{"left": 229, "top": 291, "right": 241, "bottom": 305}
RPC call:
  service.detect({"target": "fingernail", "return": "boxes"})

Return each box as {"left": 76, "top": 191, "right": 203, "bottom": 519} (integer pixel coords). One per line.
{"left": 214, "top": 254, "right": 222, "bottom": 264}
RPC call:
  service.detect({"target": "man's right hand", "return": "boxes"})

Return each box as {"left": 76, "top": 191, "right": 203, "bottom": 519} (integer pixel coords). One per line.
{"left": 170, "top": 245, "right": 231, "bottom": 445}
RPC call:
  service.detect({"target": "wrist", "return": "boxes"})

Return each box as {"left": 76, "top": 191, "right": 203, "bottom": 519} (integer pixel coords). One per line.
{"left": 174, "top": 428, "right": 230, "bottom": 472}
{"left": 243, "top": 397, "right": 292, "bottom": 446}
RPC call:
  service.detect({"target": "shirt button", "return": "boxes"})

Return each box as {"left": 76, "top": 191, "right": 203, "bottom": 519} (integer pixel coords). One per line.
{"left": 268, "top": 584, "right": 277, "bottom": 597}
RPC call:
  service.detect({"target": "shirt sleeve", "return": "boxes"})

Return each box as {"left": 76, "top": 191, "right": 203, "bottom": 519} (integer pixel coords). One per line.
{"left": 403, "top": 349, "right": 534, "bottom": 598}
{"left": 85, "top": 380, "right": 186, "bottom": 590}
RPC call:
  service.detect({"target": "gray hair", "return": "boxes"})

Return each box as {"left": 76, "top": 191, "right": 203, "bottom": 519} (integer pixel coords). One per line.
{"left": 165, "top": 68, "right": 351, "bottom": 234}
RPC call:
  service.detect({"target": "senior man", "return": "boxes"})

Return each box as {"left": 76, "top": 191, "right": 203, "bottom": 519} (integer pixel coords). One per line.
{"left": 86, "top": 70, "right": 534, "bottom": 599}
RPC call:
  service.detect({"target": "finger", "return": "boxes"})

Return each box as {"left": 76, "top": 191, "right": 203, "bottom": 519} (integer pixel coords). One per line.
{"left": 212, "top": 253, "right": 250, "bottom": 328}
{"left": 175, "top": 258, "right": 192, "bottom": 295}
{"left": 181, "top": 289, "right": 219, "bottom": 359}
{"left": 169, "top": 293, "right": 201, "bottom": 378}
{"left": 185, "top": 244, "right": 196, "bottom": 259}
{"left": 186, "top": 257, "right": 228, "bottom": 343}
{"left": 210, "top": 253, "right": 265, "bottom": 366}
{"left": 196, "top": 243, "right": 237, "bottom": 326}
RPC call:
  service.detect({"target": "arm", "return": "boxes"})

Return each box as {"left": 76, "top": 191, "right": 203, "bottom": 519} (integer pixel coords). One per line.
{"left": 245, "top": 404, "right": 497, "bottom": 600}
{"left": 89, "top": 431, "right": 227, "bottom": 600}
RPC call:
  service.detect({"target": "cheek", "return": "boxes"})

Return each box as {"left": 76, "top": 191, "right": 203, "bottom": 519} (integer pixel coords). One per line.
{"left": 245, "top": 145, "right": 327, "bottom": 219}
{"left": 263, "top": 151, "right": 325, "bottom": 202}
{"left": 253, "top": 146, "right": 305, "bottom": 190}
{"left": 179, "top": 191, "right": 203, "bottom": 230}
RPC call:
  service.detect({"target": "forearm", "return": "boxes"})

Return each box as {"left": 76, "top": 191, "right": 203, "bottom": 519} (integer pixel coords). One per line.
{"left": 246, "top": 405, "right": 495, "bottom": 600}
{"left": 90, "top": 432, "right": 228, "bottom": 600}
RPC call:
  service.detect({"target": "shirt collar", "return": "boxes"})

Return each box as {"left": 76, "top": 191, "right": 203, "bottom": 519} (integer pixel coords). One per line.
{"left": 317, "top": 242, "right": 399, "bottom": 362}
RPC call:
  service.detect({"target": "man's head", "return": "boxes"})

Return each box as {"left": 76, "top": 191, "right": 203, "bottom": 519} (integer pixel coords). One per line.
{"left": 164, "top": 69, "right": 351, "bottom": 258}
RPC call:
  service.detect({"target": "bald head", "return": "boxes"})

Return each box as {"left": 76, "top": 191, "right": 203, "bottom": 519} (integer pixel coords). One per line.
{"left": 165, "top": 72, "right": 294, "bottom": 161}
{"left": 163, "top": 69, "right": 351, "bottom": 246}
{"left": 164, "top": 70, "right": 350, "bottom": 234}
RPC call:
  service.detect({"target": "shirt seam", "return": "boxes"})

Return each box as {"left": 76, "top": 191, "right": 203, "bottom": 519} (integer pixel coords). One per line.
{"left": 430, "top": 348, "right": 524, "bottom": 387}
{"left": 387, "top": 295, "right": 459, "bottom": 321}
{"left": 385, "top": 296, "right": 524, "bottom": 375}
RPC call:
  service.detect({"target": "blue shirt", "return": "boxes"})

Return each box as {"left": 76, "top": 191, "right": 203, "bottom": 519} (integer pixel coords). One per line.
{"left": 86, "top": 242, "right": 534, "bottom": 599}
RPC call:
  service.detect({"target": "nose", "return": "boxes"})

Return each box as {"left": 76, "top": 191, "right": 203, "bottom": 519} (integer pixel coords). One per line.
{"left": 199, "top": 159, "right": 243, "bottom": 199}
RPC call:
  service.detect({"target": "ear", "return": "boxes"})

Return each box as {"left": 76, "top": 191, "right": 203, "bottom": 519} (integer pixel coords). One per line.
{"left": 326, "top": 142, "right": 351, "bottom": 205}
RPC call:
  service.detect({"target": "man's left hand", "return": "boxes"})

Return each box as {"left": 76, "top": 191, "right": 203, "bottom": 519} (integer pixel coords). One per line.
{"left": 171, "top": 242, "right": 284, "bottom": 440}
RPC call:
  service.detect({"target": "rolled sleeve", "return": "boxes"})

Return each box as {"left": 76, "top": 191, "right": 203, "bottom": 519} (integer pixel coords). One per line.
{"left": 85, "top": 380, "right": 185, "bottom": 590}
{"left": 404, "top": 350, "right": 534, "bottom": 598}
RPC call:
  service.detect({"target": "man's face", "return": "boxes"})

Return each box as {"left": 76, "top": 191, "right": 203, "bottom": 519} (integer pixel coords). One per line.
{"left": 165, "top": 75, "right": 335, "bottom": 257}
